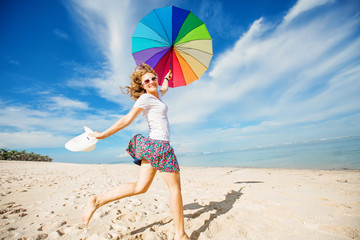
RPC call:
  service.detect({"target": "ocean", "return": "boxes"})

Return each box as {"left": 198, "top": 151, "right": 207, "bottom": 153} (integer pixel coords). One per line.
{"left": 109, "top": 136, "right": 360, "bottom": 170}
{"left": 176, "top": 136, "right": 360, "bottom": 170}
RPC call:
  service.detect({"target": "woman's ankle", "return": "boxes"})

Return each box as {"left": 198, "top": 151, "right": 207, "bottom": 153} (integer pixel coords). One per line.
{"left": 91, "top": 195, "right": 101, "bottom": 208}
{"left": 175, "top": 232, "right": 188, "bottom": 239}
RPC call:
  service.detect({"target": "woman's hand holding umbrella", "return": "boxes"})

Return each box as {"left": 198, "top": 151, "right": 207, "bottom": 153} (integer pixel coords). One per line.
{"left": 160, "top": 70, "right": 172, "bottom": 96}
{"left": 165, "top": 70, "right": 172, "bottom": 81}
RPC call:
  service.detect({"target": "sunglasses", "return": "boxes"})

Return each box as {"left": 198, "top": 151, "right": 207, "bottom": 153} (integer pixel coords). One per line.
{"left": 142, "top": 76, "right": 158, "bottom": 85}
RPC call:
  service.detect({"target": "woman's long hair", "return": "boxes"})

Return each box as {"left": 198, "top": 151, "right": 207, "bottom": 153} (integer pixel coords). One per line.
{"left": 121, "top": 63, "right": 157, "bottom": 101}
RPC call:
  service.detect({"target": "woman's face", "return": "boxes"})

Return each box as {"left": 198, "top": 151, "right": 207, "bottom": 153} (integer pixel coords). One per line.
{"left": 141, "top": 72, "right": 158, "bottom": 93}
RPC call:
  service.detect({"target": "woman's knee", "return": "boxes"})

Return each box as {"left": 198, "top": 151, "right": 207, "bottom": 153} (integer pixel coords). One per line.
{"left": 133, "top": 182, "right": 149, "bottom": 195}
{"left": 168, "top": 184, "right": 182, "bottom": 195}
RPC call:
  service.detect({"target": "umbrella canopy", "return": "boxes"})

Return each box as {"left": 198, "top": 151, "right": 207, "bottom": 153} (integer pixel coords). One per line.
{"left": 132, "top": 6, "right": 213, "bottom": 88}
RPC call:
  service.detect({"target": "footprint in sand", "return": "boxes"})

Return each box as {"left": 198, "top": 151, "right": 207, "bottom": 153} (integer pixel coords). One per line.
{"left": 4, "top": 205, "right": 28, "bottom": 219}
{"left": 110, "top": 224, "right": 129, "bottom": 232}
{"left": 115, "top": 214, "right": 126, "bottom": 221}
{"left": 208, "top": 220, "right": 221, "bottom": 235}
{"left": 131, "top": 199, "right": 142, "bottom": 206}
{"left": 100, "top": 210, "right": 110, "bottom": 218}
{"left": 127, "top": 213, "right": 137, "bottom": 222}
{"left": 37, "top": 225, "right": 44, "bottom": 231}
{"left": 56, "top": 229, "right": 65, "bottom": 236}
{"left": 48, "top": 230, "right": 63, "bottom": 238}
{"left": 7, "top": 227, "right": 17, "bottom": 232}
{"left": 19, "top": 212, "right": 28, "bottom": 217}
{"left": 34, "top": 233, "right": 48, "bottom": 240}
{"left": 57, "top": 220, "right": 67, "bottom": 228}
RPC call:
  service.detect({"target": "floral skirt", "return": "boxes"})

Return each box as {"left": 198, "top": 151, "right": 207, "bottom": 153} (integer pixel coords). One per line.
{"left": 126, "top": 134, "right": 180, "bottom": 172}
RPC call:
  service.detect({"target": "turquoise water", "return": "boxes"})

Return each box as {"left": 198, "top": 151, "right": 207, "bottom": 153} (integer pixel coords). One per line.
{"left": 176, "top": 136, "right": 360, "bottom": 170}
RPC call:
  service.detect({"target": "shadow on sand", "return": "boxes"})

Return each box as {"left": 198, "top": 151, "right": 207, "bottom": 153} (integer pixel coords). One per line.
{"left": 131, "top": 181, "right": 263, "bottom": 239}
{"left": 184, "top": 187, "right": 244, "bottom": 239}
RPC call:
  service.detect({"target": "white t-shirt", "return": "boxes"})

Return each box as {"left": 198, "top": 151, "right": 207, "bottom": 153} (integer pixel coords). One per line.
{"left": 134, "top": 93, "right": 170, "bottom": 141}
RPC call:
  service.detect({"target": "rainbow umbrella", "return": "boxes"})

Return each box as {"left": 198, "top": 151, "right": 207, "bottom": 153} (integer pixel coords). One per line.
{"left": 132, "top": 6, "right": 213, "bottom": 88}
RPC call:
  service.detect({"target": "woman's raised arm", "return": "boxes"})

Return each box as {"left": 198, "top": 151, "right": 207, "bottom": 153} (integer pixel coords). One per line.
{"left": 160, "top": 70, "right": 172, "bottom": 97}
{"left": 92, "top": 107, "right": 144, "bottom": 139}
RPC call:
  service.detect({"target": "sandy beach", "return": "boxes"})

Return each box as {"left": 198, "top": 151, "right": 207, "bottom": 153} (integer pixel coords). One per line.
{"left": 0, "top": 161, "right": 359, "bottom": 240}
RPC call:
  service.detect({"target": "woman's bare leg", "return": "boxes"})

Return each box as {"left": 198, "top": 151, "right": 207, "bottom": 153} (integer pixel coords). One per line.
{"left": 160, "top": 171, "right": 189, "bottom": 240}
{"left": 82, "top": 160, "right": 157, "bottom": 225}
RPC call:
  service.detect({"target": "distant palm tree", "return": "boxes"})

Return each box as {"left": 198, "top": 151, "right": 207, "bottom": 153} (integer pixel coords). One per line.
{"left": 0, "top": 148, "right": 52, "bottom": 162}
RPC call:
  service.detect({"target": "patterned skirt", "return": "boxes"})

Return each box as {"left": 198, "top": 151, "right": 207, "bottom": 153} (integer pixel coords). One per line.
{"left": 126, "top": 134, "right": 180, "bottom": 172}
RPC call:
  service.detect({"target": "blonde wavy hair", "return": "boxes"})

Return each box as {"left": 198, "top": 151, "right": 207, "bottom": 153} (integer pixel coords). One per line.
{"left": 121, "top": 63, "right": 157, "bottom": 101}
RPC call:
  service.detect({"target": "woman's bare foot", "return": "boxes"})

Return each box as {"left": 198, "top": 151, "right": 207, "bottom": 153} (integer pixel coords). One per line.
{"left": 174, "top": 232, "right": 189, "bottom": 240}
{"left": 82, "top": 196, "right": 99, "bottom": 226}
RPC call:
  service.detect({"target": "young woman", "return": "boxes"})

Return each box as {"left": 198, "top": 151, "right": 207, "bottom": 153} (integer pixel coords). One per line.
{"left": 81, "top": 63, "right": 189, "bottom": 240}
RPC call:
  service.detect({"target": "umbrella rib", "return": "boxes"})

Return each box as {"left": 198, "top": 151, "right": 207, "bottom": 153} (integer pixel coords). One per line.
{"left": 175, "top": 39, "right": 213, "bottom": 55}
{"left": 138, "top": 22, "right": 171, "bottom": 46}
{"left": 135, "top": 22, "right": 170, "bottom": 45}
{"left": 133, "top": 47, "right": 169, "bottom": 66}
{"left": 176, "top": 46, "right": 214, "bottom": 56}
{"left": 174, "top": 49, "right": 198, "bottom": 81}
{"left": 176, "top": 49, "right": 208, "bottom": 72}
{"left": 174, "top": 24, "right": 211, "bottom": 46}
{"left": 132, "top": 37, "right": 170, "bottom": 46}
{"left": 153, "top": 10, "right": 171, "bottom": 45}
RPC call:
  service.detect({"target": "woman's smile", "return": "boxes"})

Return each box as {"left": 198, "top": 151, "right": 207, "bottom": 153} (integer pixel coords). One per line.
{"left": 142, "top": 73, "right": 159, "bottom": 93}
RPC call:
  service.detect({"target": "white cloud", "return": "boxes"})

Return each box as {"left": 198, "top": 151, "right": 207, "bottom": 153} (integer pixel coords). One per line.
{"left": 53, "top": 29, "right": 70, "bottom": 40}
{"left": 171, "top": 111, "right": 360, "bottom": 154}
{"left": 67, "top": 0, "right": 144, "bottom": 105}
{"left": 166, "top": 0, "right": 360, "bottom": 128}
{"left": 9, "top": 60, "right": 21, "bottom": 66}
{"left": 283, "top": 0, "right": 335, "bottom": 23}
{"left": 0, "top": 131, "right": 68, "bottom": 149}
{"left": 157, "top": 0, "right": 360, "bottom": 155}
{"left": 0, "top": 98, "right": 146, "bottom": 149}
{"left": 6, "top": 0, "right": 354, "bottom": 154}
{"left": 47, "top": 96, "right": 89, "bottom": 110}
{"left": 117, "top": 151, "right": 129, "bottom": 158}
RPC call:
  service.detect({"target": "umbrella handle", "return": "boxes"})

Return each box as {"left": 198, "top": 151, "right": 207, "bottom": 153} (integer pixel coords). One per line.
{"left": 170, "top": 45, "right": 174, "bottom": 75}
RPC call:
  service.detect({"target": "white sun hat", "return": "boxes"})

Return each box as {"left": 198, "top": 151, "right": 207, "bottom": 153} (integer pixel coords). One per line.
{"left": 65, "top": 126, "right": 99, "bottom": 152}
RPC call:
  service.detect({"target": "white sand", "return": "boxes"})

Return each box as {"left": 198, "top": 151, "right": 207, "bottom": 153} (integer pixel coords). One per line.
{"left": 0, "top": 161, "right": 359, "bottom": 240}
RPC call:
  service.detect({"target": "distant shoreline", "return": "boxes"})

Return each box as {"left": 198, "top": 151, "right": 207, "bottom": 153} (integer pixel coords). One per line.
{"left": 5, "top": 160, "right": 357, "bottom": 172}
{"left": 0, "top": 149, "right": 52, "bottom": 162}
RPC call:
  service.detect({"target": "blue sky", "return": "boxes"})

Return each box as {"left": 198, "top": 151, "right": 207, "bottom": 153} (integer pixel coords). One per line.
{"left": 1, "top": 0, "right": 359, "bottom": 164}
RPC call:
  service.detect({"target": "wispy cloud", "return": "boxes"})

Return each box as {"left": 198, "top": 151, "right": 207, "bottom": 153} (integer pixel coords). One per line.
{"left": 66, "top": 0, "right": 141, "bottom": 105}
{"left": 9, "top": 60, "right": 21, "bottom": 66}
{"left": 165, "top": 0, "right": 360, "bottom": 151}
{"left": 0, "top": 131, "right": 68, "bottom": 149}
{"left": 53, "top": 28, "right": 70, "bottom": 40}
{"left": 283, "top": 0, "right": 335, "bottom": 23}
{"left": 63, "top": 0, "right": 359, "bottom": 153}
{"left": 46, "top": 96, "right": 89, "bottom": 110}
{"left": 198, "top": 0, "right": 242, "bottom": 39}
{"left": 0, "top": 96, "right": 146, "bottom": 149}
{"left": 3, "top": 0, "right": 358, "bottom": 155}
